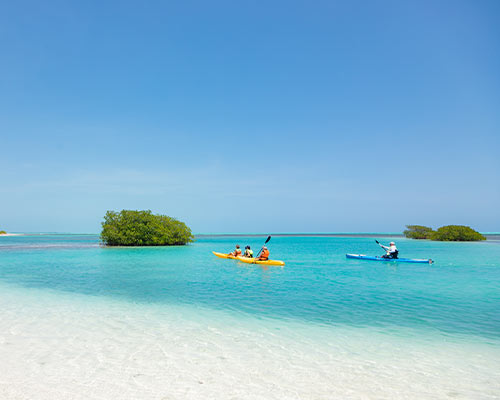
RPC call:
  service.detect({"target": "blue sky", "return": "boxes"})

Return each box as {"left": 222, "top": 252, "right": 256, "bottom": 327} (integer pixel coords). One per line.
{"left": 1, "top": 0, "right": 499, "bottom": 233}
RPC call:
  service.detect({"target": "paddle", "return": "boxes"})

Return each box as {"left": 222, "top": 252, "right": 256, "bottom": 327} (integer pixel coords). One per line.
{"left": 255, "top": 235, "right": 271, "bottom": 258}
{"left": 375, "top": 239, "right": 386, "bottom": 251}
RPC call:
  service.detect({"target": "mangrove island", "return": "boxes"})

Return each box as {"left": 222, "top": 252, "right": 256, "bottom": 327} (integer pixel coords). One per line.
{"left": 101, "top": 210, "right": 194, "bottom": 246}
{"left": 403, "top": 224, "right": 486, "bottom": 241}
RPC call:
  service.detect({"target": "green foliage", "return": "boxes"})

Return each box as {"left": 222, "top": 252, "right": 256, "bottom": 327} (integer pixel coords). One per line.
{"left": 0, "top": 230, "right": 6, "bottom": 235}
{"left": 430, "top": 225, "right": 486, "bottom": 241}
{"left": 403, "top": 225, "right": 434, "bottom": 239}
{"left": 100, "top": 210, "right": 194, "bottom": 246}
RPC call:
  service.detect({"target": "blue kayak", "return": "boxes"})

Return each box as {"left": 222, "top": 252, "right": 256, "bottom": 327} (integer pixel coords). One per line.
{"left": 346, "top": 254, "right": 433, "bottom": 264}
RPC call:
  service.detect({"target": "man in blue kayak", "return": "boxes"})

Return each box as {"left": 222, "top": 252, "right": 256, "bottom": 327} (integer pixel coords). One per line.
{"left": 380, "top": 241, "right": 399, "bottom": 259}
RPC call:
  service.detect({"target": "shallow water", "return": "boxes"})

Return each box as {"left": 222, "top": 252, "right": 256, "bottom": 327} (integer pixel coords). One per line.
{"left": 1, "top": 234, "right": 499, "bottom": 399}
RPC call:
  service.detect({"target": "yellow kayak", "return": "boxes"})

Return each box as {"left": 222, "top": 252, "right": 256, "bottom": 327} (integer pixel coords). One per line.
{"left": 212, "top": 251, "right": 285, "bottom": 266}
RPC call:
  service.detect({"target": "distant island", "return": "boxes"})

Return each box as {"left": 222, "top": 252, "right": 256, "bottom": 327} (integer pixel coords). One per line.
{"left": 100, "top": 210, "right": 194, "bottom": 246}
{"left": 0, "top": 231, "right": 23, "bottom": 236}
{"left": 404, "top": 225, "right": 486, "bottom": 241}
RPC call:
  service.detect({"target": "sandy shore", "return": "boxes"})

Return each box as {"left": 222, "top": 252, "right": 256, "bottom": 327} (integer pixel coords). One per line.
{"left": 1, "top": 284, "right": 500, "bottom": 400}
{"left": 0, "top": 233, "right": 23, "bottom": 236}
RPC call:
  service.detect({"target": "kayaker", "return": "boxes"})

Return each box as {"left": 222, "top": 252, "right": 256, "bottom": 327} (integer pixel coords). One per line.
{"left": 381, "top": 241, "right": 399, "bottom": 259}
{"left": 243, "top": 245, "right": 253, "bottom": 258}
{"left": 258, "top": 246, "right": 270, "bottom": 261}
{"left": 228, "top": 245, "right": 242, "bottom": 257}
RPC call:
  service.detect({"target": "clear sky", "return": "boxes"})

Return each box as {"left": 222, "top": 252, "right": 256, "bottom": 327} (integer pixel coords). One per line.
{"left": 1, "top": 0, "right": 499, "bottom": 233}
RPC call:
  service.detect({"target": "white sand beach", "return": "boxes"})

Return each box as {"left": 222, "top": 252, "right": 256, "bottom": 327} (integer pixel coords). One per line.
{"left": 1, "top": 283, "right": 500, "bottom": 400}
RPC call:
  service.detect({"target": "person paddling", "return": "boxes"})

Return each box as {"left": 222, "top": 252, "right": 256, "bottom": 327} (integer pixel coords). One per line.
{"left": 380, "top": 241, "right": 398, "bottom": 259}
{"left": 257, "top": 246, "right": 270, "bottom": 261}
{"left": 228, "top": 245, "right": 242, "bottom": 257}
{"left": 243, "top": 245, "right": 253, "bottom": 258}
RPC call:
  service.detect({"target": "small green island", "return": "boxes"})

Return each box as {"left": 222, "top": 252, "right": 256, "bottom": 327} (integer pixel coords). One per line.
{"left": 101, "top": 210, "right": 194, "bottom": 246}
{"left": 0, "top": 230, "right": 6, "bottom": 235}
{"left": 404, "top": 225, "right": 486, "bottom": 241}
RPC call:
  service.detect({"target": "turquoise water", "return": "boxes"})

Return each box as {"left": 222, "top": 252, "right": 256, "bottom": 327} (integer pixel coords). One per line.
{"left": 1, "top": 234, "right": 499, "bottom": 340}
{"left": 2, "top": 234, "right": 500, "bottom": 399}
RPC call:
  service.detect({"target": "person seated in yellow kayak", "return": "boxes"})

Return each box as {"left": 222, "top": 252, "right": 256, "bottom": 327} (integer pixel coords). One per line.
{"left": 228, "top": 245, "right": 242, "bottom": 257}
{"left": 242, "top": 245, "right": 253, "bottom": 258}
{"left": 257, "top": 246, "right": 270, "bottom": 261}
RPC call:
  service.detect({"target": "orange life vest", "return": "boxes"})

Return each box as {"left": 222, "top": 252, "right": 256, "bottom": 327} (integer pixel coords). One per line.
{"left": 260, "top": 249, "right": 270, "bottom": 259}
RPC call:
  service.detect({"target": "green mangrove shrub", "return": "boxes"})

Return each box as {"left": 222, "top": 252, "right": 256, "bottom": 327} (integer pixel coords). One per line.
{"left": 101, "top": 210, "right": 194, "bottom": 246}
{"left": 430, "top": 225, "right": 486, "bottom": 241}
{"left": 403, "top": 225, "right": 434, "bottom": 239}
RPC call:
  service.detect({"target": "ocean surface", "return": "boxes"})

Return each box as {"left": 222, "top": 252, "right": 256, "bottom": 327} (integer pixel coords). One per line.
{"left": 1, "top": 234, "right": 499, "bottom": 399}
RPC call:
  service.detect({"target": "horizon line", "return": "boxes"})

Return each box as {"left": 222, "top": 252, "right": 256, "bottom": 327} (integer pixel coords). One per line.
{"left": 4, "top": 232, "right": 500, "bottom": 236}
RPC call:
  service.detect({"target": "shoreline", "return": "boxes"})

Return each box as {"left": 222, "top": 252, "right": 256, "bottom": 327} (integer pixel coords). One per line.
{"left": 1, "top": 282, "right": 499, "bottom": 400}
